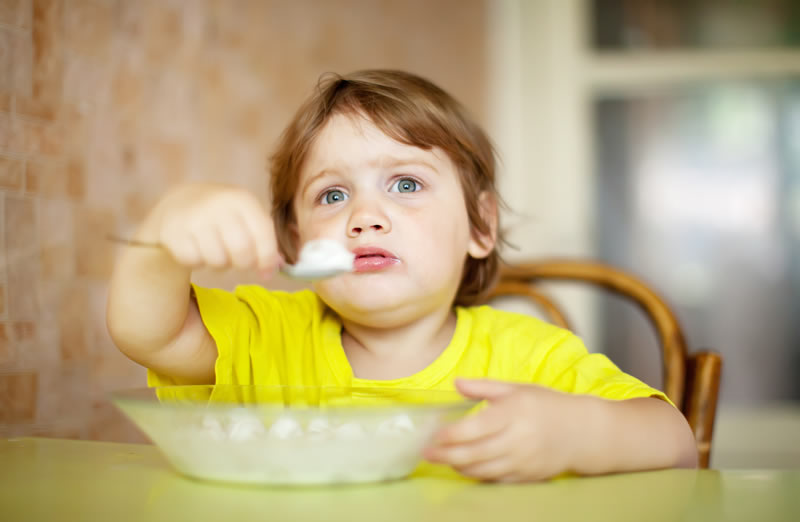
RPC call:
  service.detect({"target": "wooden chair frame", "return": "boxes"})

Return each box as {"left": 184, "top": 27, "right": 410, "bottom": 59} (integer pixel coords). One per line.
{"left": 486, "top": 260, "right": 723, "bottom": 468}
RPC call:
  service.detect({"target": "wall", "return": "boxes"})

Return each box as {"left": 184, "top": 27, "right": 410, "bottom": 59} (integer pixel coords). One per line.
{"left": 0, "top": 0, "right": 488, "bottom": 442}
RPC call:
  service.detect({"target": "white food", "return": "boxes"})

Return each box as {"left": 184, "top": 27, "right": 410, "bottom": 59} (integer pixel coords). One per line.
{"left": 335, "top": 421, "right": 367, "bottom": 440}
{"left": 227, "top": 408, "right": 266, "bottom": 441}
{"left": 291, "top": 239, "right": 354, "bottom": 275}
{"left": 377, "top": 414, "right": 415, "bottom": 436}
{"left": 169, "top": 412, "right": 427, "bottom": 485}
{"left": 268, "top": 416, "right": 303, "bottom": 439}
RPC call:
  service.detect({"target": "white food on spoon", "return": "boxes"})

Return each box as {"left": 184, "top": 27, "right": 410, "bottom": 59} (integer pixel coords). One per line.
{"left": 283, "top": 239, "right": 355, "bottom": 280}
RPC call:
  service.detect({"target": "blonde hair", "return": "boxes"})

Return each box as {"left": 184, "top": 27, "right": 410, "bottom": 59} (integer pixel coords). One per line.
{"left": 270, "top": 70, "right": 502, "bottom": 306}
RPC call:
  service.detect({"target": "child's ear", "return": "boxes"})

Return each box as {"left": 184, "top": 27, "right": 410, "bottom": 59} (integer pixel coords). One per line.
{"left": 467, "top": 191, "right": 498, "bottom": 259}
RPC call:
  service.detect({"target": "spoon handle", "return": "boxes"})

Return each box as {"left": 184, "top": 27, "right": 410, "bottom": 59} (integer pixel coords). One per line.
{"left": 106, "top": 235, "right": 162, "bottom": 248}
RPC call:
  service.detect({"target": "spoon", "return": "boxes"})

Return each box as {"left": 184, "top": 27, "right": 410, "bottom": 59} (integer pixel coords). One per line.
{"left": 106, "top": 236, "right": 354, "bottom": 281}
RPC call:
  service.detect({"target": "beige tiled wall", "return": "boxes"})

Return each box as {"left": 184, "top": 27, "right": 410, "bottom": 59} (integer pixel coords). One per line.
{"left": 0, "top": 0, "right": 488, "bottom": 442}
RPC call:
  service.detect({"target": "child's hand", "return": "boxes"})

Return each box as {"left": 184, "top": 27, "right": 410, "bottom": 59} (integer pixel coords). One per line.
{"left": 424, "top": 378, "right": 594, "bottom": 483}
{"left": 144, "top": 183, "right": 281, "bottom": 274}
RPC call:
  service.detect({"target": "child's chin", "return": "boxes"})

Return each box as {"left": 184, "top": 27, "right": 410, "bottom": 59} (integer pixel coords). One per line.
{"left": 323, "top": 290, "right": 425, "bottom": 322}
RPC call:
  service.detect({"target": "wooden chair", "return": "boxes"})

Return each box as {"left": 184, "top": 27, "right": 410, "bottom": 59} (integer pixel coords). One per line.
{"left": 485, "top": 260, "right": 723, "bottom": 468}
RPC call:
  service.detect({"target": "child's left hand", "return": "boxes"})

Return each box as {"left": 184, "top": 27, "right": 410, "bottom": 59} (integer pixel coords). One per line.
{"left": 424, "top": 378, "right": 594, "bottom": 483}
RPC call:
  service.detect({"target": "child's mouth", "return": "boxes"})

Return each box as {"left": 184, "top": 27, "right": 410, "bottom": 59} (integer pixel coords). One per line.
{"left": 352, "top": 247, "right": 399, "bottom": 272}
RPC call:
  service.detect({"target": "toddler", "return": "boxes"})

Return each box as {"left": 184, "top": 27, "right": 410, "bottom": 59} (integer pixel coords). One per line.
{"left": 107, "top": 69, "right": 697, "bottom": 482}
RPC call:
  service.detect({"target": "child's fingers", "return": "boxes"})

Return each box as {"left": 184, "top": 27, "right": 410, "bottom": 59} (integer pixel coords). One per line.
{"left": 193, "top": 226, "right": 230, "bottom": 268}
{"left": 455, "top": 378, "right": 517, "bottom": 401}
{"left": 453, "top": 456, "right": 517, "bottom": 482}
{"left": 496, "top": 473, "right": 529, "bottom": 484}
{"left": 167, "top": 235, "right": 204, "bottom": 269}
{"left": 434, "top": 405, "right": 507, "bottom": 445}
{"left": 237, "top": 197, "right": 280, "bottom": 271}
{"left": 218, "top": 214, "right": 257, "bottom": 270}
{"left": 426, "top": 429, "right": 509, "bottom": 467}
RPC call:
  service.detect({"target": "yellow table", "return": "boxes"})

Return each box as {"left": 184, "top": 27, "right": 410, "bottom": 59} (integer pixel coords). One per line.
{"left": 1, "top": 438, "right": 797, "bottom": 522}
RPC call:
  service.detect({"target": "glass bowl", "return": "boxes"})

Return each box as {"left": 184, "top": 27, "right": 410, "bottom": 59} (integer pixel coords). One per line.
{"left": 111, "top": 385, "right": 476, "bottom": 486}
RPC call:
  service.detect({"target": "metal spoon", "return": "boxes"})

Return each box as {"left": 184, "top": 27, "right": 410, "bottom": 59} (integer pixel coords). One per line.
{"left": 106, "top": 236, "right": 353, "bottom": 281}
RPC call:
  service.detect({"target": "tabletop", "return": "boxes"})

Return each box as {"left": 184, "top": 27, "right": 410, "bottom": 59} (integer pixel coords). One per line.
{"left": 1, "top": 438, "right": 797, "bottom": 522}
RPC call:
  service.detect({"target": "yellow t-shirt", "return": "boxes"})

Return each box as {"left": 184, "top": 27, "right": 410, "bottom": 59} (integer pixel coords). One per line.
{"left": 148, "top": 285, "right": 667, "bottom": 405}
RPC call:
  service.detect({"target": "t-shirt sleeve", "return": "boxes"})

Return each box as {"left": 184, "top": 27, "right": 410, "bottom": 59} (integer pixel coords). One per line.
{"left": 146, "top": 284, "right": 262, "bottom": 387}
{"left": 147, "top": 284, "right": 308, "bottom": 387}
{"left": 529, "top": 330, "right": 673, "bottom": 406}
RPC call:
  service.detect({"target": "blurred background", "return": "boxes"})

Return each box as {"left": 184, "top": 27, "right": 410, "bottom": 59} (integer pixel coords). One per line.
{"left": 0, "top": 0, "right": 798, "bottom": 468}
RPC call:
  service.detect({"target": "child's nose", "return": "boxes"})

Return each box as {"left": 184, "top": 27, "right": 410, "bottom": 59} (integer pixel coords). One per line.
{"left": 346, "top": 203, "right": 391, "bottom": 237}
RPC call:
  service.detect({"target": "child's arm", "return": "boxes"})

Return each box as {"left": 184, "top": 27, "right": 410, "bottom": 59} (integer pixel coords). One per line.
{"left": 106, "top": 184, "right": 280, "bottom": 383}
{"left": 425, "top": 379, "right": 697, "bottom": 482}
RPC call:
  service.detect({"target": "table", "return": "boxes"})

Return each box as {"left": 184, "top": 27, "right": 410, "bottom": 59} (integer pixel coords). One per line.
{"left": 1, "top": 438, "right": 797, "bottom": 522}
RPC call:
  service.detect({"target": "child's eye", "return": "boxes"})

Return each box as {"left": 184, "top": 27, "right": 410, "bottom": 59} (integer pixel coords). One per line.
{"left": 321, "top": 189, "right": 348, "bottom": 205}
{"left": 390, "top": 178, "right": 421, "bottom": 193}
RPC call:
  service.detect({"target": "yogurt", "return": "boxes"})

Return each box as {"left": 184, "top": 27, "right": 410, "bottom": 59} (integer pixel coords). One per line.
{"left": 173, "top": 411, "right": 427, "bottom": 484}
{"left": 285, "top": 239, "right": 355, "bottom": 279}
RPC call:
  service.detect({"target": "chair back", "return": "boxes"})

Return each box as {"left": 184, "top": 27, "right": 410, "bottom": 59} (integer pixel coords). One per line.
{"left": 486, "top": 260, "right": 722, "bottom": 468}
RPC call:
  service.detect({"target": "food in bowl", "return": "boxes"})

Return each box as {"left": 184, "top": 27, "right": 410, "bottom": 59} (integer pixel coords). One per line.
{"left": 111, "top": 385, "right": 476, "bottom": 485}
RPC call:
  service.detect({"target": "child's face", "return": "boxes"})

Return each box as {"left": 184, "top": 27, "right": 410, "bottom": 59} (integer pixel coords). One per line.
{"left": 292, "top": 113, "right": 493, "bottom": 326}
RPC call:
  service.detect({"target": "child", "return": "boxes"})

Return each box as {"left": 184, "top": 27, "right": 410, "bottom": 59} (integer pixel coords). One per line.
{"left": 107, "top": 69, "right": 697, "bottom": 482}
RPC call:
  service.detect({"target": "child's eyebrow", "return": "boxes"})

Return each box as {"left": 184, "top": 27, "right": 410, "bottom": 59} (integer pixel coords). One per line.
{"left": 300, "top": 170, "right": 334, "bottom": 200}
{"left": 371, "top": 155, "right": 440, "bottom": 174}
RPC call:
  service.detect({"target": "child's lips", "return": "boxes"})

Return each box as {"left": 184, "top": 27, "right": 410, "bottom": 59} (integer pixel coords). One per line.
{"left": 351, "top": 247, "right": 399, "bottom": 273}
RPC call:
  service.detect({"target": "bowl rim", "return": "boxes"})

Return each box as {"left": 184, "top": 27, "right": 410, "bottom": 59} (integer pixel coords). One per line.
{"left": 110, "top": 384, "right": 479, "bottom": 413}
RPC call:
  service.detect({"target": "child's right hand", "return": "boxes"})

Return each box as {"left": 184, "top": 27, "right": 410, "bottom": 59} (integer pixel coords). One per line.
{"left": 142, "top": 183, "right": 282, "bottom": 274}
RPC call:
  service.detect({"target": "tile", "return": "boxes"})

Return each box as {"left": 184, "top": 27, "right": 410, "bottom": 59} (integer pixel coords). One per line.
{"left": 31, "top": 0, "right": 64, "bottom": 101}
{"left": 142, "top": 3, "right": 185, "bottom": 66}
{"left": 65, "top": 157, "right": 84, "bottom": 198}
{"left": 62, "top": 0, "right": 112, "bottom": 59}
{"left": 61, "top": 53, "right": 106, "bottom": 103}
{"left": 0, "top": 25, "right": 33, "bottom": 96}
{"left": 0, "top": 0, "right": 33, "bottom": 29}
{"left": 145, "top": 73, "right": 196, "bottom": 141}
{"left": 74, "top": 207, "right": 115, "bottom": 278}
{"left": 83, "top": 128, "right": 124, "bottom": 207}
{"left": 0, "top": 112, "right": 25, "bottom": 154}
{"left": 40, "top": 244, "right": 75, "bottom": 279}
{"left": 0, "top": 92, "right": 11, "bottom": 112}
{"left": 0, "top": 29, "right": 15, "bottom": 91}
{"left": 13, "top": 320, "right": 35, "bottom": 341}
{"left": 58, "top": 284, "right": 88, "bottom": 361}
{"left": 4, "top": 193, "right": 36, "bottom": 252}
{"left": 22, "top": 118, "right": 65, "bottom": 157}
{"left": 26, "top": 158, "right": 83, "bottom": 198}
{"left": 36, "top": 197, "right": 73, "bottom": 246}
{"left": 0, "top": 371, "right": 38, "bottom": 422}
{"left": 123, "top": 191, "right": 156, "bottom": 223}
{"left": 111, "top": 63, "right": 144, "bottom": 112}
{"left": 7, "top": 265, "right": 40, "bottom": 320}
{"left": 34, "top": 362, "right": 90, "bottom": 427}
{"left": 0, "top": 194, "right": 4, "bottom": 314}
{"left": 0, "top": 117, "right": 64, "bottom": 157}
{"left": 5, "top": 195, "right": 41, "bottom": 320}
{"left": 0, "top": 322, "right": 13, "bottom": 365}
{"left": 16, "top": 95, "right": 57, "bottom": 120}
{"left": 0, "top": 155, "right": 24, "bottom": 190}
